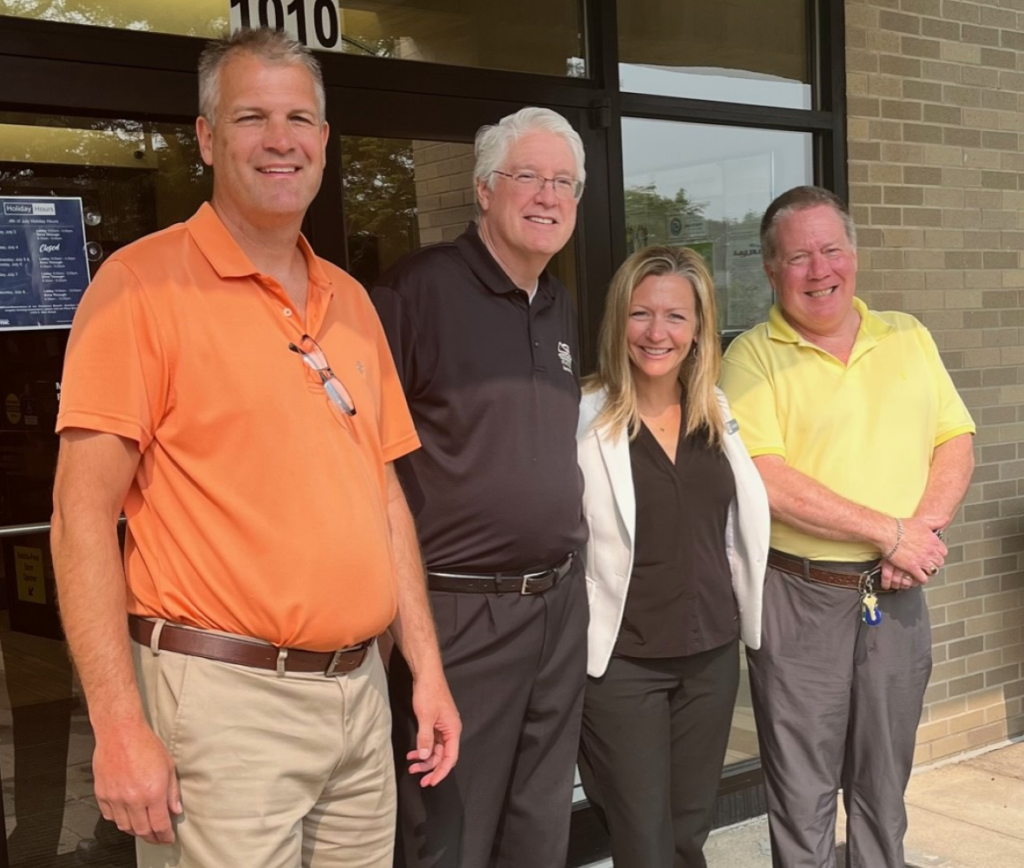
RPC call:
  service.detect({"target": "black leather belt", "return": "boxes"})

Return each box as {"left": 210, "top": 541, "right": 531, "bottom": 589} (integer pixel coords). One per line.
{"left": 128, "top": 615, "right": 375, "bottom": 676}
{"left": 427, "top": 552, "right": 575, "bottom": 595}
{"left": 768, "top": 550, "right": 896, "bottom": 594}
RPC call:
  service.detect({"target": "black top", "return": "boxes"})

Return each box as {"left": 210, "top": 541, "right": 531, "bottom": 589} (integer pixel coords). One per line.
{"left": 370, "top": 224, "right": 586, "bottom": 572}
{"left": 614, "top": 419, "right": 739, "bottom": 658}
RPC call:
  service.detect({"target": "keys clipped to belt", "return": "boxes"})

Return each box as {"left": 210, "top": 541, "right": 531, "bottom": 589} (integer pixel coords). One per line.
{"left": 859, "top": 569, "right": 883, "bottom": 627}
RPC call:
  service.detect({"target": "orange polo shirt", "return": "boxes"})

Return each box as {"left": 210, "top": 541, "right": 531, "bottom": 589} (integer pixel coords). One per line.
{"left": 57, "top": 203, "right": 420, "bottom": 650}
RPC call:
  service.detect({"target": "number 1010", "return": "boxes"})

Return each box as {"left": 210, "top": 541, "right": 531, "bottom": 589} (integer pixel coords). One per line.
{"left": 229, "top": 0, "right": 341, "bottom": 50}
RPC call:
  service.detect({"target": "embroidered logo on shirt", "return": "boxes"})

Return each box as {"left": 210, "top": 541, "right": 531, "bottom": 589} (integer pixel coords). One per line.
{"left": 557, "top": 342, "right": 573, "bottom": 374}
{"left": 356, "top": 361, "right": 365, "bottom": 375}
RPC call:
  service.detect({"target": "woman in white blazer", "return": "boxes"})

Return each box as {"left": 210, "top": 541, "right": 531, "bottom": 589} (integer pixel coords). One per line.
{"left": 576, "top": 246, "right": 770, "bottom": 868}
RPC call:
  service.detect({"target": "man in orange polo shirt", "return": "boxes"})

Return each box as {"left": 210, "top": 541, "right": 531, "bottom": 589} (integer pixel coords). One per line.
{"left": 50, "top": 28, "right": 459, "bottom": 868}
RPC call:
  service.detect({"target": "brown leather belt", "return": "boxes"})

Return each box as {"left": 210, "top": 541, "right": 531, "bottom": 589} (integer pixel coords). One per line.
{"left": 128, "top": 615, "right": 374, "bottom": 676}
{"left": 427, "top": 552, "right": 575, "bottom": 595}
{"left": 767, "top": 550, "right": 895, "bottom": 593}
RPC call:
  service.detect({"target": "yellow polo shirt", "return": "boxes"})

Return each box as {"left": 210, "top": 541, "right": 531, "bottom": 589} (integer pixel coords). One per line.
{"left": 720, "top": 297, "right": 975, "bottom": 562}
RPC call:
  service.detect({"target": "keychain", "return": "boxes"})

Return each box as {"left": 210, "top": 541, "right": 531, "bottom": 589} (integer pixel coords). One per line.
{"left": 860, "top": 571, "right": 882, "bottom": 626}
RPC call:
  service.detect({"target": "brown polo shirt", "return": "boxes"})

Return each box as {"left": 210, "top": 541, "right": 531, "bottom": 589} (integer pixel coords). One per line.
{"left": 371, "top": 223, "right": 586, "bottom": 572}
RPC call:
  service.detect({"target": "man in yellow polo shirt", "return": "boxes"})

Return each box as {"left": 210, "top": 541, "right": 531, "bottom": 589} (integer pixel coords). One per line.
{"left": 50, "top": 28, "right": 458, "bottom": 868}
{"left": 720, "top": 185, "right": 974, "bottom": 868}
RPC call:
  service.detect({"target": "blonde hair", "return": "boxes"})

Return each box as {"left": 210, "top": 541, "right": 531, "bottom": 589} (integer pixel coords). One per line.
{"left": 584, "top": 245, "right": 724, "bottom": 447}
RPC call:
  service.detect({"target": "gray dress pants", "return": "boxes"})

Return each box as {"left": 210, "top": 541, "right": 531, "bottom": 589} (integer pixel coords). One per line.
{"left": 389, "top": 561, "right": 588, "bottom": 868}
{"left": 748, "top": 567, "right": 932, "bottom": 868}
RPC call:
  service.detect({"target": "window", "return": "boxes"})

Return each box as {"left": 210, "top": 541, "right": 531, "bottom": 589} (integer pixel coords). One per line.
{"left": 622, "top": 118, "right": 813, "bottom": 332}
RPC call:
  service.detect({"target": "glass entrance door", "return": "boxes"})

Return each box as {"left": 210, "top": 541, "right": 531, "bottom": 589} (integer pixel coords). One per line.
{"left": 0, "top": 111, "right": 211, "bottom": 868}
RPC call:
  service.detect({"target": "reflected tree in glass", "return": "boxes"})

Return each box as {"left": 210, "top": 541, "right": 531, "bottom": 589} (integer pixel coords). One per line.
{"left": 341, "top": 136, "right": 419, "bottom": 287}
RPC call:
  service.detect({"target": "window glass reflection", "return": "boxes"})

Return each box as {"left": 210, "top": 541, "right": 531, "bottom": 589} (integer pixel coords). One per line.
{"left": 622, "top": 119, "right": 813, "bottom": 343}
{"left": 336, "top": 1, "right": 585, "bottom": 76}
{"left": 1, "top": 0, "right": 228, "bottom": 36}
{"left": 618, "top": 0, "right": 812, "bottom": 109}
{"left": 0, "top": 112, "right": 207, "bottom": 867}
{"left": 340, "top": 135, "right": 577, "bottom": 301}
{"left": 3, "top": 1, "right": 586, "bottom": 77}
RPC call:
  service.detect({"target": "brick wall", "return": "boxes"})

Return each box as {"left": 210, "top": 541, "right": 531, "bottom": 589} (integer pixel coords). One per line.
{"left": 411, "top": 141, "right": 476, "bottom": 246}
{"left": 846, "top": 0, "right": 1024, "bottom": 762}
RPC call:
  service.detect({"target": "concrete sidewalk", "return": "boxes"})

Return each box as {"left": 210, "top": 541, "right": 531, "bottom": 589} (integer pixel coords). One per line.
{"left": 701, "top": 739, "right": 1024, "bottom": 867}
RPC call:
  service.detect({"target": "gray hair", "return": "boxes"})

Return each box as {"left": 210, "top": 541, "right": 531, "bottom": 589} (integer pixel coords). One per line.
{"left": 474, "top": 107, "right": 586, "bottom": 192}
{"left": 198, "top": 28, "right": 326, "bottom": 124}
{"left": 760, "top": 185, "right": 857, "bottom": 263}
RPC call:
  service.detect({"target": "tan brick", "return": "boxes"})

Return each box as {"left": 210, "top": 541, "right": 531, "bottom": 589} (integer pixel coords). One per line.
{"left": 880, "top": 9, "right": 922, "bottom": 33}
{"left": 943, "top": 0, "right": 981, "bottom": 24}
{"left": 963, "top": 107, "right": 1004, "bottom": 128}
{"left": 944, "top": 84, "right": 984, "bottom": 107}
{"left": 903, "top": 80, "right": 943, "bottom": 101}
{"left": 870, "top": 163, "right": 904, "bottom": 183}
{"left": 967, "top": 649, "right": 1005, "bottom": 673}
{"left": 880, "top": 54, "right": 922, "bottom": 78}
{"left": 962, "top": 65, "right": 1001, "bottom": 88}
{"left": 943, "top": 208, "right": 982, "bottom": 228}
{"left": 923, "top": 60, "right": 963, "bottom": 83}
{"left": 925, "top": 145, "right": 965, "bottom": 167}
{"left": 868, "top": 74, "right": 904, "bottom": 98}
{"left": 982, "top": 89, "right": 1019, "bottom": 112}
{"left": 961, "top": 24, "right": 1001, "bottom": 47}
{"left": 963, "top": 149, "right": 1003, "bottom": 170}
{"left": 981, "top": 47, "right": 1017, "bottom": 69}
{"left": 945, "top": 128, "right": 982, "bottom": 147}
{"left": 922, "top": 17, "right": 960, "bottom": 41}
{"left": 917, "top": 719, "right": 951, "bottom": 743}
{"left": 930, "top": 731, "right": 971, "bottom": 759}
{"left": 849, "top": 96, "right": 881, "bottom": 118}
{"left": 967, "top": 721, "right": 1010, "bottom": 747}
{"left": 867, "top": 29, "right": 902, "bottom": 54}
{"left": 941, "top": 41, "right": 982, "bottom": 64}
{"left": 981, "top": 6, "right": 1017, "bottom": 28}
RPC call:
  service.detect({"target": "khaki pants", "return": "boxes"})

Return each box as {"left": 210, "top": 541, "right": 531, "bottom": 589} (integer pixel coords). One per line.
{"left": 132, "top": 637, "right": 395, "bottom": 868}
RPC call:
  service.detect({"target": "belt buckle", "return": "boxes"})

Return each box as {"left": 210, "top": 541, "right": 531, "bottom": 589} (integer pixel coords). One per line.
{"left": 324, "top": 644, "right": 364, "bottom": 677}
{"left": 520, "top": 568, "right": 549, "bottom": 595}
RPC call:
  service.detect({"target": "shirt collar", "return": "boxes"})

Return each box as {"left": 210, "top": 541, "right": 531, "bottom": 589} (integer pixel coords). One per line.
{"left": 453, "top": 222, "right": 556, "bottom": 302}
{"left": 766, "top": 296, "right": 892, "bottom": 348}
{"left": 186, "top": 202, "right": 332, "bottom": 290}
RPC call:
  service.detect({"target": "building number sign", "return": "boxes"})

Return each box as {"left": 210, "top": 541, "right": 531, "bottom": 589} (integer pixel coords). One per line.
{"left": 229, "top": 0, "right": 342, "bottom": 51}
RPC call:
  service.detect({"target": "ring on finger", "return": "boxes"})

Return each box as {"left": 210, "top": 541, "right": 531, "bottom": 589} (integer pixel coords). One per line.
{"left": 927, "top": 564, "right": 939, "bottom": 576}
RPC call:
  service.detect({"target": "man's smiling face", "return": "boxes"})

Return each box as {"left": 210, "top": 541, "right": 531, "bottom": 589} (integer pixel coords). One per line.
{"left": 476, "top": 130, "right": 579, "bottom": 277}
{"left": 766, "top": 204, "right": 859, "bottom": 340}
{"left": 197, "top": 53, "right": 328, "bottom": 229}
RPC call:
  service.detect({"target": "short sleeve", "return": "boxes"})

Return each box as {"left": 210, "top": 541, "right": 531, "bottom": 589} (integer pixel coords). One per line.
{"left": 720, "top": 334, "right": 787, "bottom": 459}
{"left": 366, "top": 295, "right": 420, "bottom": 464}
{"left": 370, "top": 283, "right": 419, "bottom": 396}
{"left": 56, "top": 259, "right": 169, "bottom": 451}
{"left": 917, "top": 325, "right": 976, "bottom": 446}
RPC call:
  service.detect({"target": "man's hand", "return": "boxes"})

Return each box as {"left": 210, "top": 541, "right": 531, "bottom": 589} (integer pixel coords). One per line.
{"left": 880, "top": 515, "right": 948, "bottom": 589}
{"left": 405, "top": 672, "right": 461, "bottom": 787}
{"left": 93, "top": 719, "right": 182, "bottom": 844}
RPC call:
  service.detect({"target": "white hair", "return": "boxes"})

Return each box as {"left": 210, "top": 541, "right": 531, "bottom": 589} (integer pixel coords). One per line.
{"left": 474, "top": 107, "right": 586, "bottom": 192}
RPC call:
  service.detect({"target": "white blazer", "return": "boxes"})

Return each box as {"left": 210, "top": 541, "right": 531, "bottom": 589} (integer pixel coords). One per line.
{"left": 577, "top": 387, "right": 771, "bottom": 678}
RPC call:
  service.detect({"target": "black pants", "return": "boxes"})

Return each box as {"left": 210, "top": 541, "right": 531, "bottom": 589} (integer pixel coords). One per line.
{"left": 389, "top": 560, "right": 588, "bottom": 868}
{"left": 577, "top": 640, "right": 740, "bottom": 868}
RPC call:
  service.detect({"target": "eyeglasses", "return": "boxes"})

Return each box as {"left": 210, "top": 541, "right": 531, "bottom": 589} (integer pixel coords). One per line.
{"left": 288, "top": 334, "right": 356, "bottom": 417}
{"left": 491, "top": 170, "right": 584, "bottom": 201}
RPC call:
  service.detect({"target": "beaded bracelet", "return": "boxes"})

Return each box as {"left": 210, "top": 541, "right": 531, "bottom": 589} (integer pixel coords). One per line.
{"left": 883, "top": 517, "right": 904, "bottom": 560}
